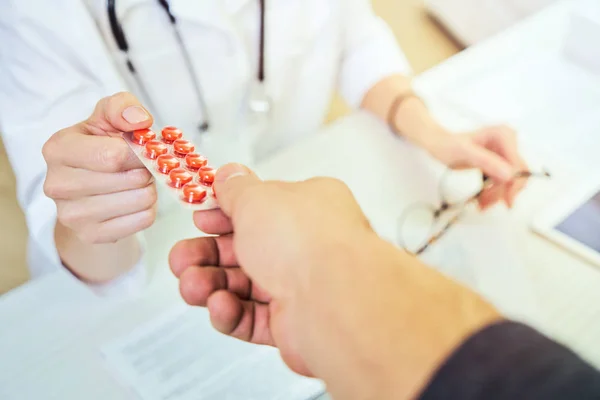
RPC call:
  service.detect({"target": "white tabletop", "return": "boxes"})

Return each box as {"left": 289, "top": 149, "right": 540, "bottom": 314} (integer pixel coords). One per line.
{"left": 2, "top": 2, "right": 600, "bottom": 398}
{"left": 416, "top": 0, "right": 600, "bottom": 367}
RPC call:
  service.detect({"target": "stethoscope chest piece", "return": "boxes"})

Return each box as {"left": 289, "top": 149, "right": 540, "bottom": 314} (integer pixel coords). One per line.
{"left": 249, "top": 82, "right": 271, "bottom": 115}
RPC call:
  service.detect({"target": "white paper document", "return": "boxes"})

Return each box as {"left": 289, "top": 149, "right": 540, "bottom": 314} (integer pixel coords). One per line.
{"left": 439, "top": 52, "right": 600, "bottom": 171}
{"left": 441, "top": 53, "right": 600, "bottom": 126}
{"left": 101, "top": 306, "right": 325, "bottom": 400}
{"left": 564, "top": 0, "right": 600, "bottom": 74}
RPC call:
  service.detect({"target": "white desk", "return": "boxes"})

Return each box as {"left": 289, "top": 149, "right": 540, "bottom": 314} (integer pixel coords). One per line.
{"left": 2, "top": 2, "right": 600, "bottom": 398}
{"left": 417, "top": 0, "right": 600, "bottom": 365}
{"left": 424, "top": 0, "right": 558, "bottom": 46}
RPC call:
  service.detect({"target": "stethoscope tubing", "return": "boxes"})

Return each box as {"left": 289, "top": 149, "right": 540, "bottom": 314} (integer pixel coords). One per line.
{"left": 107, "top": 0, "right": 267, "bottom": 133}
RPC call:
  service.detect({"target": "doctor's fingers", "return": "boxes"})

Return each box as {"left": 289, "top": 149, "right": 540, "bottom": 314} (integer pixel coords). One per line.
{"left": 504, "top": 158, "right": 529, "bottom": 208}
{"left": 43, "top": 128, "right": 143, "bottom": 172}
{"left": 506, "top": 179, "right": 528, "bottom": 208}
{"left": 483, "top": 127, "right": 528, "bottom": 208}
{"left": 84, "top": 91, "right": 153, "bottom": 136}
{"left": 44, "top": 167, "right": 153, "bottom": 200}
{"left": 478, "top": 183, "right": 505, "bottom": 210}
{"left": 170, "top": 236, "right": 238, "bottom": 277}
{"left": 56, "top": 185, "right": 157, "bottom": 239}
{"left": 57, "top": 205, "right": 157, "bottom": 245}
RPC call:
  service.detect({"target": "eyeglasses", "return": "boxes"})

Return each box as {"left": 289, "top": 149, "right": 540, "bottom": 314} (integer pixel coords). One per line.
{"left": 397, "top": 168, "right": 551, "bottom": 256}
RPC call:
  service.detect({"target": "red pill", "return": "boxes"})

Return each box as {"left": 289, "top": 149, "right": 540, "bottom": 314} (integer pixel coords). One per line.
{"left": 156, "top": 154, "right": 180, "bottom": 174}
{"left": 133, "top": 129, "right": 156, "bottom": 145}
{"left": 182, "top": 183, "right": 208, "bottom": 204}
{"left": 169, "top": 168, "right": 194, "bottom": 188}
{"left": 185, "top": 153, "right": 208, "bottom": 170}
{"left": 173, "top": 139, "right": 195, "bottom": 157}
{"left": 162, "top": 126, "right": 183, "bottom": 144}
{"left": 145, "top": 140, "right": 168, "bottom": 160}
{"left": 198, "top": 166, "right": 215, "bottom": 186}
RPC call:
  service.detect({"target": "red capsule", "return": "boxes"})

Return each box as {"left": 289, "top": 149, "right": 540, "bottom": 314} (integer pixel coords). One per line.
{"left": 161, "top": 126, "right": 183, "bottom": 144}
{"left": 156, "top": 154, "right": 180, "bottom": 174}
{"left": 182, "top": 183, "right": 208, "bottom": 204}
{"left": 173, "top": 139, "right": 195, "bottom": 157}
{"left": 145, "top": 140, "right": 168, "bottom": 160}
{"left": 169, "top": 168, "right": 194, "bottom": 188}
{"left": 133, "top": 129, "right": 156, "bottom": 145}
{"left": 198, "top": 166, "right": 215, "bottom": 186}
{"left": 185, "top": 153, "right": 208, "bottom": 171}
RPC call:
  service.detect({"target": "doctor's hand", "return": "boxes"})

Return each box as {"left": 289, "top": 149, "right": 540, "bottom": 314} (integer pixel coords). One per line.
{"left": 43, "top": 92, "right": 157, "bottom": 245}
{"left": 427, "top": 125, "right": 528, "bottom": 209}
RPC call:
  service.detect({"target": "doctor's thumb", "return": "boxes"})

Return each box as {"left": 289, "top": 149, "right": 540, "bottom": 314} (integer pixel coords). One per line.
{"left": 213, "top": 164, "right": 262, "bottom": 218}
{"left": 86, "top": 92, "right": 154, "bottom": 135}
{"left": 463, "top": 145, "right": 514, "bottom": 183}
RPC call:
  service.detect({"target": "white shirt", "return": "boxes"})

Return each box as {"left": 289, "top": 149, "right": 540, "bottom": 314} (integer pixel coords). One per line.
{"left": 0, "top": 0, "right": 410, "bottom": 294}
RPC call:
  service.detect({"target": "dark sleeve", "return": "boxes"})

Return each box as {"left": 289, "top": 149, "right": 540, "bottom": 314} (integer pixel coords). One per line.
{"left": 419, "top": 321, "right": 600, "bottom": 400}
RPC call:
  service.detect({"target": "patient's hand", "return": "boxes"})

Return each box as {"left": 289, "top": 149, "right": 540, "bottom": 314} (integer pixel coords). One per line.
{"left": 169, "top": 164, "right": 501, "bottom": 400}
{"left": 169, "top": 164, "right": 373, "bottom": 377}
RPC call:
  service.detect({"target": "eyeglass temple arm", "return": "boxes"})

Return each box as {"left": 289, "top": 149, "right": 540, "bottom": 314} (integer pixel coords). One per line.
{"left": 483, "top": 169, "right": 551, "bottom": 183}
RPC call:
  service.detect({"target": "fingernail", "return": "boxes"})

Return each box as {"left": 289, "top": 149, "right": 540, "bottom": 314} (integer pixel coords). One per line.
{"left": 215, "top": 163, "right": 250, "bottom": 184}
{"left": 501, "top": 167, "right": 514, "bottom": 181}
{"left": 122, "top": 106, "right": 150, "bottom": 124}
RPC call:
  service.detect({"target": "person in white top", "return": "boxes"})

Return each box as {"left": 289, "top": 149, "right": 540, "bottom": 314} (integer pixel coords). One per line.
{"left": 0, "top": 0, "right": 527, "bottom": 295}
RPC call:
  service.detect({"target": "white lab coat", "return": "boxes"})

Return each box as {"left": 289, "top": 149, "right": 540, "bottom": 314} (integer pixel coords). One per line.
{"left": 0, "top": 0, "right": 410, "bottom": 294}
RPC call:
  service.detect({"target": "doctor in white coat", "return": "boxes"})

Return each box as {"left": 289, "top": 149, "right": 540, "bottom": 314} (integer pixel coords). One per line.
{"left": 0, "top": 0, "right": 527, "bottom": 294}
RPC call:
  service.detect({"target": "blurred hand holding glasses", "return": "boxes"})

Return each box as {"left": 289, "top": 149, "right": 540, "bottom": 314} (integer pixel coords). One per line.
{"left": 397, "top": 168, "right": 551, "bottom": 256}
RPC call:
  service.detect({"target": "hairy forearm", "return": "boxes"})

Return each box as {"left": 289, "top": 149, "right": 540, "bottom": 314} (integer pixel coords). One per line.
{"left": 298, "top": 233, "right": 500, "bottom": 400}
{"left": 361, "top": 75, "right": 450, "bottom": 150}
{"left": 54, "top": 221, "right": 141, "bottom": 284}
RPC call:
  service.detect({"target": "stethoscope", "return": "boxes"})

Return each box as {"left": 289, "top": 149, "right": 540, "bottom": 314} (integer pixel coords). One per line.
{"left": 107, "top": 0, "right": 269, "bottom": 134}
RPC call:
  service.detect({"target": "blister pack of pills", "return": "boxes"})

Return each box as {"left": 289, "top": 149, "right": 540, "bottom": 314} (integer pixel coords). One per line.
{"left": 123, "top": 127, "right": 218, "bottom": 210}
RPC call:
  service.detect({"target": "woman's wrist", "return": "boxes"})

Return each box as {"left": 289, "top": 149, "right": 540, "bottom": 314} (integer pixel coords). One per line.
{"left": 360, "top": 75, "right": 453, "bottom": 155}
{"left": 55, "top": 221, "right": 142, "bottom": 284}
{"left": 391, "top": 95, "right": 452, "bottom": 152}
